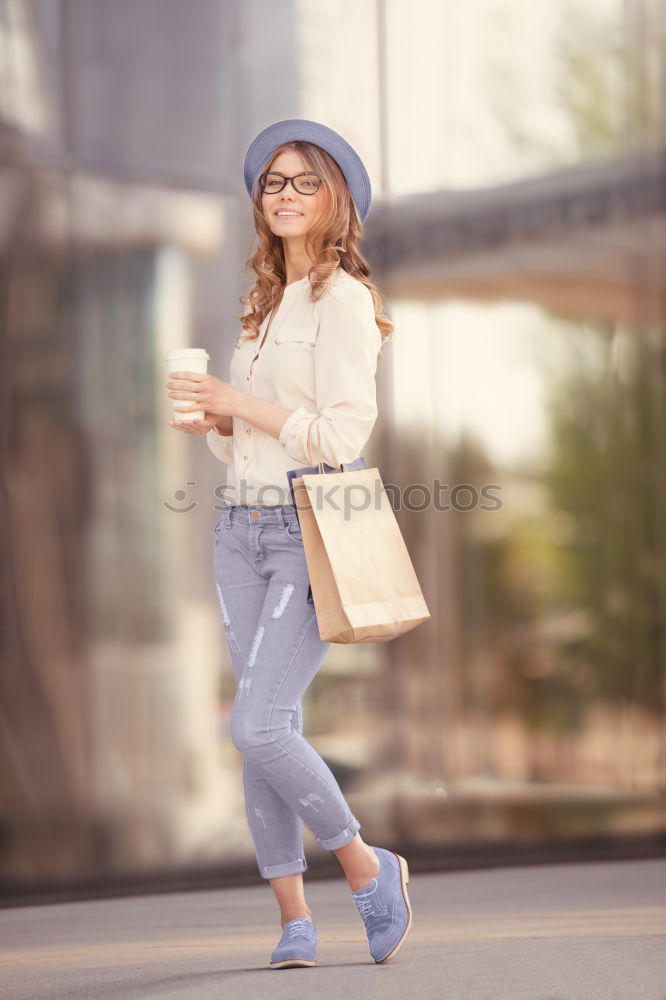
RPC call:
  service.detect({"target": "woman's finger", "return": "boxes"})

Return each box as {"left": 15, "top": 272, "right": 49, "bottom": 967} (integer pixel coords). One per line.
{"left": 170, "top": 418, "right": 208, "bottom": 435}
{"left": 169, "top": 371, "right": 206, "bottom": 382}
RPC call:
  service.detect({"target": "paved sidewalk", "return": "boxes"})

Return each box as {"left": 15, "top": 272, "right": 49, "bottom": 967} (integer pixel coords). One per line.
{"left": 1, "top": 859, "right": 665, "bottom": 999}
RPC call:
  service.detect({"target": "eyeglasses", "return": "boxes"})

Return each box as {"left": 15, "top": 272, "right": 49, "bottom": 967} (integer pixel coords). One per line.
{"left": 259, "top": 171, "right": 323, "bottom": 195}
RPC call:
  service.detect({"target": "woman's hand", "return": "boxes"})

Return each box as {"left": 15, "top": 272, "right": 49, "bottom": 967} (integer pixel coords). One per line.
{"left": 168, "top": 412, "right": 221, "bottom": 436}
{"left": 167, "top": 371, "right": 240, "bottom": 419}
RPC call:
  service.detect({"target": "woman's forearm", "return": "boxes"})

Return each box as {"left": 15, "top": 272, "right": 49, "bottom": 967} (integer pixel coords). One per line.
{"left": 214, "top": 395, "right": 296, "bottom": 442}
{"left": 234, "top": 391, "right": 297, "bottom": 441}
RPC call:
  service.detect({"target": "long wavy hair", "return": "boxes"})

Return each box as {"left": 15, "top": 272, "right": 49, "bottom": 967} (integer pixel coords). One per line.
{"left": 237, "top": 140, "right": 393, "bottom": 351}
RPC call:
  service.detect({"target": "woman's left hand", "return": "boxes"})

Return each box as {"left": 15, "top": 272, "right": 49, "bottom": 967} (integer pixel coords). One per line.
{"left": 166, "top": 372, "right": 240, "bottom": 417}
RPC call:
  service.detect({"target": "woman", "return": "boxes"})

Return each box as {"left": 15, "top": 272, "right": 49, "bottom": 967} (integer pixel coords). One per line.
{"left": 165, "top": 119, "right": 412, "bottom": 969}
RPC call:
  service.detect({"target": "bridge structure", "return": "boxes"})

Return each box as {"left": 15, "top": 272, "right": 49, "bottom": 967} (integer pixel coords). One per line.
{"left": 364, "top": 144, "right": 666, "bottom": 325}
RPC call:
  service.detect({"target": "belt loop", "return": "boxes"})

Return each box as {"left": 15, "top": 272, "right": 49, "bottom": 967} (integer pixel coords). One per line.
{"left": 277, "top": 505, "right": 287, "bottom": 529}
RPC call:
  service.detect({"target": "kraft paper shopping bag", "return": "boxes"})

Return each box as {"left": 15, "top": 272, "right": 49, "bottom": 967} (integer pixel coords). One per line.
{"left": 289, "top": 422, "right": 430, "bottom": 643}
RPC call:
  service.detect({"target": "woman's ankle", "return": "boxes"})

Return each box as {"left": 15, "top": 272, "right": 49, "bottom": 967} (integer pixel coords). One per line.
{"left": 345, "top": 847, "right": 380, "bottom": 892}
{"left": 280, "top": 906, "right": 313, "bottom": 927}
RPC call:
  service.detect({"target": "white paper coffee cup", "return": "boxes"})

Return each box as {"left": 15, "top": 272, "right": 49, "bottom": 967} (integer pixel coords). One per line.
{"left": 164, "top": 348, "right": 210, "bottom": 423}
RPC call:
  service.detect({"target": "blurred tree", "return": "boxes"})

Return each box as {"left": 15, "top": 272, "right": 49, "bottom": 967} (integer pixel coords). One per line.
{"left": 542, "top": 320, "right": 666, "bottom": 713}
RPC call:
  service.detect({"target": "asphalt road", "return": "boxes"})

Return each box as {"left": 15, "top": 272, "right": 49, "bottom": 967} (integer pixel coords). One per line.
{"left": 1, "top": 859, "right": 665, "bottom": 1000}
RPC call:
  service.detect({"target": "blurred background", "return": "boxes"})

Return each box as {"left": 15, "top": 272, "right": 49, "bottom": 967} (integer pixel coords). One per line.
{"left": 1, "top": 0, "right": 665, "bottom": 900}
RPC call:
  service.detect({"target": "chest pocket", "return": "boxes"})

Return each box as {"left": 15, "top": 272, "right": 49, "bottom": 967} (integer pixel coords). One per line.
{"left": 274, "top": 326, "right": 317, "bottom": 345}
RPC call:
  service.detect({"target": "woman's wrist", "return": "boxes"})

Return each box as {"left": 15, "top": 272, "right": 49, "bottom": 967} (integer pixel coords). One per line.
{"left": 214, "top": 415, "right": 233, "bottom": 436}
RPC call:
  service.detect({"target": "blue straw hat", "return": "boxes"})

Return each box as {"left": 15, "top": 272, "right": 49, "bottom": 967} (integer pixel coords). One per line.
{"left": 243, "top": 118, "right": 372, "bottom": 223}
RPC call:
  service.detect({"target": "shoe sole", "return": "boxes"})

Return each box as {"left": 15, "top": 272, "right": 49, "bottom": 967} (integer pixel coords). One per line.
{"left": 269, "top": 958, "right": 317, "bottom": 969}
{"left": 374, "top": 852, "right": 413, "bottom": 964}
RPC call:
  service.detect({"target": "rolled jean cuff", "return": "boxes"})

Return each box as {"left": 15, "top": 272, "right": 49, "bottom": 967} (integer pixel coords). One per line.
{"left": 260, "top": 856, "right": 308, "bottom": 880}
{"left": 316, "top": 816, "right": 361, "bottom": 851}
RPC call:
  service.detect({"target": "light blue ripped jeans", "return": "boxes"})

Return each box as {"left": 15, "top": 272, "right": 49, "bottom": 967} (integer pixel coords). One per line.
{"left": 213, "top": 502, "right": 362, "bottom": 879}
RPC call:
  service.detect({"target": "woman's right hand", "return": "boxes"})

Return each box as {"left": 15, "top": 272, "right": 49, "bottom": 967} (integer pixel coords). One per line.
{"left": 169, "top": 412, "right": 225, "bottom": 436}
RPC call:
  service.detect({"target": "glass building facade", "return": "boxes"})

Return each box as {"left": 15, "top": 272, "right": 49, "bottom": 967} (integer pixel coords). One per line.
{"left": 0, "top": 0, "right": 664, "bottom": 892}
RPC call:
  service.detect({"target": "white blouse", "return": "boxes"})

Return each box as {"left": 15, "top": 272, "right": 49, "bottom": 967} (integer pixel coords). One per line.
{"left": 206, "top": 266, "right": 383, "bottom": 507}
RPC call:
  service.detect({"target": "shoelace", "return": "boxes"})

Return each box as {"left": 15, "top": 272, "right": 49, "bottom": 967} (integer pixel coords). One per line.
{"left": 286, "top": 918, "right": 313, "bottom": 939}
{"left": 355, "top": 895, "right": 378, "bottom": 918}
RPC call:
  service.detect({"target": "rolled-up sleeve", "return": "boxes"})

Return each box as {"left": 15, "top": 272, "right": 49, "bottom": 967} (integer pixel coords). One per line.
{"left": 206, "top": 425, "right": 234, "bottom": 464}
{"left": 277, "top": 281, "right": 382, "bottom": 468}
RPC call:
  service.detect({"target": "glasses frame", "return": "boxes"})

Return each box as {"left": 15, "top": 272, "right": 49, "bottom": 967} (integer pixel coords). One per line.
{"left": 259, "top": 171, "right": 324, "bottom": 196}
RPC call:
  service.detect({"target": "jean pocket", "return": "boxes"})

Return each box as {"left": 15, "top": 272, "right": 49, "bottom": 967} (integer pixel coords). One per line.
{"left": 284, "top": 516, "right": 304, "bottom": 543}
{"left": 214, "top": 507, "right": 233, "bottom": 539}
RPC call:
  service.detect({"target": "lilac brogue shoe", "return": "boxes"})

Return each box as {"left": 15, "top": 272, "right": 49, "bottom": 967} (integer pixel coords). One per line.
{"left": 351, "top": 847, "right": 413, "bottom": 963}
{"left": 269, "top": 917, "right": 318, "bottom": 969}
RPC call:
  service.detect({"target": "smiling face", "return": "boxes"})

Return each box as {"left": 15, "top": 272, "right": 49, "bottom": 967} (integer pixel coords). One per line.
{"left": 261, "top": 149, "right": 330, "bottom": 240}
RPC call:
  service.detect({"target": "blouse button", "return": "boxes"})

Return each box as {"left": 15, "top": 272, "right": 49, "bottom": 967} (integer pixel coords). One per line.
{"left": 246, "top": 428, "right": 251, "bottom": 434}
{"left": 243, "top": 454, "right": 248, "bottom": 460}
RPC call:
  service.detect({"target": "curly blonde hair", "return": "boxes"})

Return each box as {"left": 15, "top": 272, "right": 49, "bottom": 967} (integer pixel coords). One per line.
{"left": 236, "top": 140, "right": 393, "bottom": 351}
